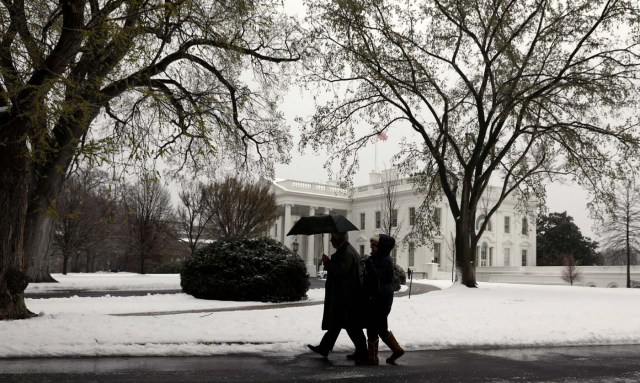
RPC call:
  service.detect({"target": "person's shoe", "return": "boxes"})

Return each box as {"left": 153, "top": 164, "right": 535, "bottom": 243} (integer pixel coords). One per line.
{"left": 307, "top": 344, "right": 328, "bottom": 358}
{"left": 353, "top": 349, "right": 371, "bottom": 365}
{"left": 381, "top": 332, "right": 404, "bottom": 364}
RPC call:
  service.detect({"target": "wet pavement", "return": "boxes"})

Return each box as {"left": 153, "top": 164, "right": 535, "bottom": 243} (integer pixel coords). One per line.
{"left": 2, "top": 345, "right": 640, "bottom": 382}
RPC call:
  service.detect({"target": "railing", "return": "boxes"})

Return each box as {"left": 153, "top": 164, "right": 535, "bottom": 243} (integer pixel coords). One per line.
{"left": 280, "top": 180, "right": 346, "bottom": 195}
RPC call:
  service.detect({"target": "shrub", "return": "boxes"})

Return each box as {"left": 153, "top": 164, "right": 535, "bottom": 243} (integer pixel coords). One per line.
{"left": 392, "top": 263, "right": 407, "bottom": 291}
{"left": 180, "top": 237, "right": 310, "bottom": 302}
{"left": 149, "top": 260, "right": 185, "bottom": 274}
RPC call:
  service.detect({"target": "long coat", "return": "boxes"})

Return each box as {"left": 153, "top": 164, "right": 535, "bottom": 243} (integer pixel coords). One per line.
{"left": 321, "top": 241, "right": 364, "bottom": 330}
{"left": 363, "top": 234, "right": 396, "bottom": 327}
{"left": 365, "top": 234, "right": 396, "bottom": 299}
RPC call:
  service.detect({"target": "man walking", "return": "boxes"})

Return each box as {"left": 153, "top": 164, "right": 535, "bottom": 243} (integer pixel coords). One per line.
{"left": 307, "top": 232, "right": 368, "bottom": 363}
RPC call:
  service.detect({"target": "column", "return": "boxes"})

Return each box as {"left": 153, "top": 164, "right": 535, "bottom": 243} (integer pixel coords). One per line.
{"left": 322, "top": 207, "right": 331, "bottom": 256}
{"left": 284, "top": 204, "right": 292, "bottom": 248}
{"left": 307, "top": 206, "right": 316, "bottom": 276}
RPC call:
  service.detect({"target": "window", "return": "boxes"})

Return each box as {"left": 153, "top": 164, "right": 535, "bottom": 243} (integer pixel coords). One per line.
{"left": 504, "top": 216, "right": 510, "bottom": 234}
{"left": 409, "top": 207, "right": 416, "bottom": 226}
{"left": 504, "top": 248, "right": 511, "bottom": 266}
{"left": 521, "top": 249, "right": 528, "bottom": 266}
{"left": 391, "top": 209, "right": 398, "bottom": 227}
{"left": 434, "top": 207, "right": 442, "bottom": 228}
{"left": 360, "top": 213, "right": 366, "bottom": 230}
{"left": 433, "top": 242, "right": 441, "bottom": 264}
{"left": 476, "top": 215, "right": 492, "bottom": 232}
{"left": 375, "top": 211, "right": 381, "bottom": 229}
{"left": 408, "top": 242, "right": 415, "bottom": 267}
{"left": 489, "top": 247, "right": 494, "bottom": 266}
{"left": 359, "top": 245, "right": 365, "bottom": 257}
{"left": 521, "top": 217, "right": 528, "bottom": 235}
{"left": 480, "top": 242, "right": 488, "bottom": 266}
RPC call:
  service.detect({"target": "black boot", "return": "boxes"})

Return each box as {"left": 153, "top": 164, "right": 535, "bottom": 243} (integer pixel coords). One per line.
{"left": 368, "top": 339, "right": 379, "bottom": 365}
{"left": 353, "top": 348, "right": 371, "bottom": 365}
{"left": 307, "top": 344, "right": 329, "bottom": 358}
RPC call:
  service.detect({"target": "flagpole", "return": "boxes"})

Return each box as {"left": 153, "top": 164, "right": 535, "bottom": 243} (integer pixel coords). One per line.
{"left": 374, "top": 139, "right": 378, "bottom": 171}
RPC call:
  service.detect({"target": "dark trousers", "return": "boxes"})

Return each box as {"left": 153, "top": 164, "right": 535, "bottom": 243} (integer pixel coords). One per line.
{"left": 319, "top": 326, "right": 367, "bottom": 354}
{"left": 366, "top": 295, "right": 393, "bottom": 341}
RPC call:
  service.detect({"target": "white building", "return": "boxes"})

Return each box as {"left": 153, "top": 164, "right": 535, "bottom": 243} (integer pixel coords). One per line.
{"left": 269, "top": 169, "right": 537, "bottom": 279}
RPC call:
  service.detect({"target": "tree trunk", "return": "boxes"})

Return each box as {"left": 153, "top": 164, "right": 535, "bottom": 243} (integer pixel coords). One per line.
{"left": 86, "top": 251, "right": 95, "bottom": 273}
{"left": 24, "top": 163, "right": 65, "bottom": 283}
{"left": 627, "top": 222, "right": 631, "bottom": 288}
{"left": 24, "top": 210, "right": 57, "bottom": 283}
{"left": 0, "top": 141, "right": 35, "bottom": 320}
{"left": 140, "top": 250, "right": 146, "bottom": 274}
{"left": 62, "top": 250, "right": 70, "bottom": 275}
{"left": 455, "top": 215, "right": 478, "bottom": 287}
{"left": 73, "top": 251, "right": 81, "bottom": 273}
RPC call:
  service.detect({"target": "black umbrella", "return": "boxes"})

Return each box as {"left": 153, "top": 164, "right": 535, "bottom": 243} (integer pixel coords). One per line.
{"left": 286, "top": 214, "right": 359, "bottom": 236}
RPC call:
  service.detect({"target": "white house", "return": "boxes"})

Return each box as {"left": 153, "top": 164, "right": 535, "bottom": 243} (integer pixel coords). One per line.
{"left": 269, "top": 169, "right": 537, "bottom": 279}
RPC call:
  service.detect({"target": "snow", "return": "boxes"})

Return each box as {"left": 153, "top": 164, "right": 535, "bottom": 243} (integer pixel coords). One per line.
{"left": 2, "top": 273, "right": 640, "bottom": 357}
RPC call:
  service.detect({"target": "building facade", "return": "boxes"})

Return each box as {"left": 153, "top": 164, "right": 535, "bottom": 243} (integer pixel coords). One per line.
{"left": 270, "top": 170, "right": 537, "bottom": 278}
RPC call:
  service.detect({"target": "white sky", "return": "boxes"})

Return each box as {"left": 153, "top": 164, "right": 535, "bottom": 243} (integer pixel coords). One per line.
{"left": 2, "top": 273, "right": 638, "bottom": 358}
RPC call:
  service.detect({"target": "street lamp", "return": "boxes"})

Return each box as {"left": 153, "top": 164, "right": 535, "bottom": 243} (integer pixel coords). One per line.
{"left": 292, "top": 238, "right": 299, "bottom": 256}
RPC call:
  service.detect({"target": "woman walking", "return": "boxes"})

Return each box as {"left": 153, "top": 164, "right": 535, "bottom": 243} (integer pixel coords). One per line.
{"left": 363, "top": 233, "right": 404, "bottom": 365}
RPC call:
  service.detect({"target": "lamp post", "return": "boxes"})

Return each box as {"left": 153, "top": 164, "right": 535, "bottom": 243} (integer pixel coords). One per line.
{"left": 292, "top": 238, "right": 299, "bottom": 256}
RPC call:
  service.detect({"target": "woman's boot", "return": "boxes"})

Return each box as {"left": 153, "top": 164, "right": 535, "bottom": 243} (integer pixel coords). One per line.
{"left": 381, "top": 332, "right": 404, "bottom": 364}
{"left": 368, "top": 339, "right": 379, "bottom": 365}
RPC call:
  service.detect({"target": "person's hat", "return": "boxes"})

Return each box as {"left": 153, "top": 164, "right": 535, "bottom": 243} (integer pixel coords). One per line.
{"left": 330, "top": 232, "right": 348, "bottom": 242}
{"left": 377, "top": 234, "right": 396, "bottom": 253}
{"left": 370, "top": 234, "right": 380, "bottom": 243}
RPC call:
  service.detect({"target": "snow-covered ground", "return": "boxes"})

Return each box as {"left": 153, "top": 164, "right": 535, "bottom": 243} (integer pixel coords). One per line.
{"left": 1, "top": 273, "right": 639, "bottom": 358}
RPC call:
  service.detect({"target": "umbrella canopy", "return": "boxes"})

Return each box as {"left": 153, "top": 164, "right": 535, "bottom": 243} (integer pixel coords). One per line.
{"left": 286, "top": 214, "right": 359, "bottom": 236}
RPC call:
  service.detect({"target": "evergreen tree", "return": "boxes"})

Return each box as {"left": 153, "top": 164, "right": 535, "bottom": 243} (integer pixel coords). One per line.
{"left": 537, "top": 212, "right": 601, "bottom": 266}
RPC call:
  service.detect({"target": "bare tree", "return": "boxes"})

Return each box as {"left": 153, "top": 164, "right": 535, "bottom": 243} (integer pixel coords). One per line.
{"left": 203, "top": 177, "right": 277, "bottom": 239}
{"left": 600, "top": 181, "right": 640, "bottom": 287}
{"left": 602, "top": 248, "right": 640, "bottom": 267}
{"left": 301, "top": 0, "right": 640, "bottom": 287}
{"left": 561, "top": 254, "right": 582, "bottom": 286}
{"left": 177, "top": 182, "right": 215, "bottom": 255}
{"left": 378, "top": 170, "right": 403, "bottom": 239}
{"left": 0, "top": 1, "right": 301, "bottom": 319}
{"left": 122, "top": 175, "right": 174, "bottom": 274}
{"left": 52, "top": 170, "right": 110, "bottom": 274}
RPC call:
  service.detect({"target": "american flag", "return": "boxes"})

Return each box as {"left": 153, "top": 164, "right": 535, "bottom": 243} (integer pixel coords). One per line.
{"left": 377, "top": 131, "right": 388, "bottom": 141}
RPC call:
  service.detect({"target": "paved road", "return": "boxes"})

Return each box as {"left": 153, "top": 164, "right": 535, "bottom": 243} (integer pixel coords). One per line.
{"left": 2, "top": 345, "right": 640, "bottom": 382}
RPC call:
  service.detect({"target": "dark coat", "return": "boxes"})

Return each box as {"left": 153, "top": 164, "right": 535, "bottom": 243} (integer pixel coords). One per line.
{"left": 321, "top": 241, "right": 364, "bottom": 330}
{"left": 364, "top": 234, "right": 395, "bottom": 300}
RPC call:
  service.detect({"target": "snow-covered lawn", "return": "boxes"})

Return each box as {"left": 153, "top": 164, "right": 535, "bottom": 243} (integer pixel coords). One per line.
{"left": 1, "top": 273, "right": 639, "bottom": 357}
